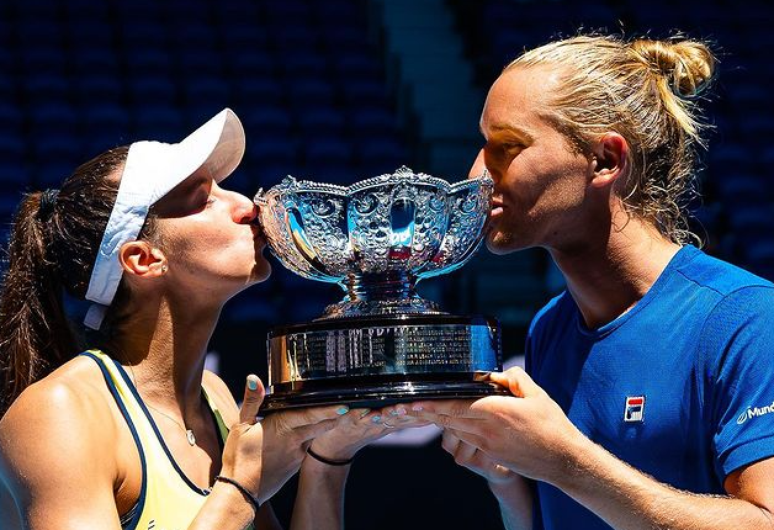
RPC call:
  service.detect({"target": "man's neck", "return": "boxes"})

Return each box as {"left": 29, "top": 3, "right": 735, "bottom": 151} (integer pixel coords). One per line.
{"left": 549, "top": 214, "right": 682, "bottom": 330}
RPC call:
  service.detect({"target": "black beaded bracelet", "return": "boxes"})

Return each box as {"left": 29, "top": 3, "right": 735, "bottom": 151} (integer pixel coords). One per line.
{"left": 215, "top": 475, "right": 261, "bottom": 512}
{"left": 306, "top": 446, "right": 354, "bottom": 466}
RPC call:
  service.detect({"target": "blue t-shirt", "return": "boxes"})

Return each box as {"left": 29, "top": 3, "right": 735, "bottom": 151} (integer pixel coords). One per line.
{"left": 525, "top": 245, "right": 774, "bottom": 530}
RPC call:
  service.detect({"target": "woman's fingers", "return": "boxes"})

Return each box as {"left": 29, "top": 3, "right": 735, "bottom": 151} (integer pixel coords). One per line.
{"left": 291, "top": 418, "right": 340, "bottom": 444}
{"left": 280, "top": 405, "right": 349, "bottom": 431}
{"left": 239, "top": 375, "right": 266, "bottom": 425}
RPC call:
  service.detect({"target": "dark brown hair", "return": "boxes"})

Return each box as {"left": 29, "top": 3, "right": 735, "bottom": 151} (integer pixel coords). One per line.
{"left": 0, "top": 146, "right": 157, "bottom": 416}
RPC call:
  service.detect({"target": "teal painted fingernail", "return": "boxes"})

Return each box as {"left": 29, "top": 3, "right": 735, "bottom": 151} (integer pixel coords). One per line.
{"left": 336, "top": 406, "right": 349, "bottom": 415}
{"left": 247, "top": 378, "right": 258, "bottom": 391}
{"left": 372, "top": 415, "right": 382, "bottom": 424}
{"left": 389, "top": 409, "right": 400, "bottom": 416}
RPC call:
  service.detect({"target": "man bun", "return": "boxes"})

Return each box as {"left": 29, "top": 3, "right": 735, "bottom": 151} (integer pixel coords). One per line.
{"left": 630, "top": 39, "right": 716, "bottom": 98}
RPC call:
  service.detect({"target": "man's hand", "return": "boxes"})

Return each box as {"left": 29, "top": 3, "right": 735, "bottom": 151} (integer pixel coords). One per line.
{"left": 441, "top": 429, "right": 514, "bottom": 485}
{"left": 409, "top": 366, "right": 584, "bottom": 484}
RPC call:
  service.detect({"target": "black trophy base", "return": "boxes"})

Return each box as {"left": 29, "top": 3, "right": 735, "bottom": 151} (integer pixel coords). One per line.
{"left": 261, "top": 314, "right": 506, "bottom": 413}
{"left": 261, "top": 372, "right": 508, "bottom": 412}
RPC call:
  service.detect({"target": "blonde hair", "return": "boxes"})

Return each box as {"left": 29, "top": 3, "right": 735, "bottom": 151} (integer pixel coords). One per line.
{"left": 506, "top": 34, "right": 716, "bottom": 244}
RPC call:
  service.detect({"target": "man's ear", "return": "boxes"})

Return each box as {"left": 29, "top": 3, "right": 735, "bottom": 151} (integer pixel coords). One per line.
{"left": 119, "top": 241, "right": 167, "bottom": 278}
{"left": 590, "top": 133, "right": 629, "bottom": 189}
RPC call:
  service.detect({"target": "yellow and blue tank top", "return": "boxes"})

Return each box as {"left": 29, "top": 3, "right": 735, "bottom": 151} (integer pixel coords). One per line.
{"left": 81, "top": 350, "right": 254, "bottom": 530}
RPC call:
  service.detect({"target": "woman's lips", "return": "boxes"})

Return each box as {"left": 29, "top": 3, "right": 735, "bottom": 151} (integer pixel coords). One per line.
{"left": 490, "top": 198, "right": 505, "bottom": 219}
{"left": 250, "top": 221, "right": 266, "bottom": 242}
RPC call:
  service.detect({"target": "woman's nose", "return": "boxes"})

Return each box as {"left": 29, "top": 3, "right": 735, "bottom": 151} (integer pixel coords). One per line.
{"left": 232, "top": 192, "right": 258, "bottom": 224}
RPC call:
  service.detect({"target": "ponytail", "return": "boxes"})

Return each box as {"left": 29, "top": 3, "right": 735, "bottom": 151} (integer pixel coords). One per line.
{"left": 0, "top": 192, "right": 77, "bottom": 416}
{"left": 0, "top": 145, "right": 133, "bottom": 417}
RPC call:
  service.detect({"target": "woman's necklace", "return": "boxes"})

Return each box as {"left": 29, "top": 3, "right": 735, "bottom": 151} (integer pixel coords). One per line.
{"left": 128, "top": 364, "right": 197, "bottom": 446}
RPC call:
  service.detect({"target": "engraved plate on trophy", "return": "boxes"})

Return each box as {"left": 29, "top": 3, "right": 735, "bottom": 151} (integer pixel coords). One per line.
{"left": 254, "top": 167, "right": 506, "bottom": 411}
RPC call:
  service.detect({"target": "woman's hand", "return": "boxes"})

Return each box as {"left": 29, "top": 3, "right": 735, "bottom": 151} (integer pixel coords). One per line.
{"left": 257, "top": 400, "right": 350, "bottom": 501}
{"left": 221, "top": 375, "right": 345, "bottom": 503}
{"left": 219, "top": 375, "right": 268, "bottom": 497}
{"left": 309, "top": 404, "right": 430, "bottom": 462}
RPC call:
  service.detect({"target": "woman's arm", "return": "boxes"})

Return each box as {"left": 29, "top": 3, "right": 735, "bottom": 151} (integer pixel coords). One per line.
{"left": 290, "top": 454, "right": 351, "bottom": 530}
{"left": 0, "top": 374, "right": 273, "bottom": 530}
{"left": 290, "top": 406, "right": 429, "bottom": 530}
{"left": 0, "top": 379, "right": 141, "bottom": 529}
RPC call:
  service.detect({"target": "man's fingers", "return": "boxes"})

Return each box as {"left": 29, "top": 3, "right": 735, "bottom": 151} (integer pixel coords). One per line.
{"left": 408, "top": 399, "right": 482, "bottom": 419}
{"left": 239, "top": 375, "right": 266, "bottom": 425}
{"left": 454, "top": 436, "right": 479, "bottom": 463}
{"left": 410, "top": 410, "right": 486, "bottom": 436}
{"left": 488, "top": 367, "right": 544, "bottom": 398}
{"left": 446, "top": 427, "right": 489, "bottom": 452}
{"left": 441, "top": 429, "right": 460, "bottom": 455}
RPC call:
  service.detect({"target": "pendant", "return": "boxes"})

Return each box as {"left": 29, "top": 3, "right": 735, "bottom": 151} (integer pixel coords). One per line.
{"left": 186, "top": 429, "right": 196, "bottom": 446}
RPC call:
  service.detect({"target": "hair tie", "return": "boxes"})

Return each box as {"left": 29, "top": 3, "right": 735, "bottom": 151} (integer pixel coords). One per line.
{"left": 38, "top": 189, "right": 60, "bottom": 222}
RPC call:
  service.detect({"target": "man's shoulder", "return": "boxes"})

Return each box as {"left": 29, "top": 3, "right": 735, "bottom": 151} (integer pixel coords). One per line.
{"left": 675, "top": 246, "right": 774, "bottom": 298}
{"left": 527, "top": 291, "right": 576, "bottom": 340}
{"left": 528, "top": 291, "right": 573, "bottom": 337}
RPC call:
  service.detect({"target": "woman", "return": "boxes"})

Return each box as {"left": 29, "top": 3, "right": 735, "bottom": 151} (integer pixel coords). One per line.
{"left": 0, "top": 109, "right": 409, "bottom": 529}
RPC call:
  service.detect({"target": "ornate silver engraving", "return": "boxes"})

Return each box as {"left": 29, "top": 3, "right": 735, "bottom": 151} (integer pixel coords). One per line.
{"left": 255, "top": 167, "right": 493, "bottom": 319}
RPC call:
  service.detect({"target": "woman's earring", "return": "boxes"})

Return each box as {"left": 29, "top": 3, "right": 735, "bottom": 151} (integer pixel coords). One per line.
{"left": 161, "top": 264, "right": 168, "bottom": 273}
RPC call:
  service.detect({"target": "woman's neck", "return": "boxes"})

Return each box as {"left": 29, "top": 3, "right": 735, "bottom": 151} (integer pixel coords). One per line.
{"left": 107, "top": 296, "right": 222, "bottom": 419}
{"left": 549, "top": 212, "right": 682, "bottom": 330}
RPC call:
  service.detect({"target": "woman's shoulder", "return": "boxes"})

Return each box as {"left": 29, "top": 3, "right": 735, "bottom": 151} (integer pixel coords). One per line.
{"left": 0, "top": 356, "right": 126, "bottom": 519}
{"left": 0, "top": 355, "right": 121, "bottom": 462}
{"left": 202, "top": 370, "right": 239, "bottom": 423}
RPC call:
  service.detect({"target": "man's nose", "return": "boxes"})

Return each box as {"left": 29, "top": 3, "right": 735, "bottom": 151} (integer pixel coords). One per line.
{"left": 468, "top": 149, "right": 488, "bottom": 179}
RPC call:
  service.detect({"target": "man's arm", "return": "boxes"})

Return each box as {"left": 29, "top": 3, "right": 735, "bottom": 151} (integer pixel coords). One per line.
{"left": 410, "top": 367, "right": 774, "bottom": 530}
{"left": 556, "top": 432, "right": 774, "bottom": 530}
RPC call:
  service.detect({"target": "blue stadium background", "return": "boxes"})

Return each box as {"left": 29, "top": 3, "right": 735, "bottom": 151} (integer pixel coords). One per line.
{"left": 1, "top": 0, "right": 773, "bottom": 528}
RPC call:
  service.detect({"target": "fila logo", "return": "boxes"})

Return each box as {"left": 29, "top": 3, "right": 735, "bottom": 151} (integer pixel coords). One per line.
{"left": 624, "top": 396, "right": 645, "bottom": 423}
{"left": 736, "top": 400, "right": 774, "bottom": 425}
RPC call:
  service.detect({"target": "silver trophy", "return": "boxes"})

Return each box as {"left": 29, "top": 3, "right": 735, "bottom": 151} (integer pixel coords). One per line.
{"left": 254, "top": 166, "right": 505, "bottom": 411}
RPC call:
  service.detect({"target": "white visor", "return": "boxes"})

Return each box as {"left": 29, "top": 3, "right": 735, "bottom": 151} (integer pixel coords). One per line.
{"left": 84, "top": 108, "right": 246, "bottom": 330}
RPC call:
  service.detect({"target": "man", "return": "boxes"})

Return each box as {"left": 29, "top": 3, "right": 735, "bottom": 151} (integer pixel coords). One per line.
{"left": 410, "top": 34, "right": 774, "bottom": 529}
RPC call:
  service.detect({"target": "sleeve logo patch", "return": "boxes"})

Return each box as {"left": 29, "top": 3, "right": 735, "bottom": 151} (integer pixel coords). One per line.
{"left": 624, "top": 396, "right": 645, "bottom": 423}
{"left": 737, "top": 401, "right": 774, "bottom": 425}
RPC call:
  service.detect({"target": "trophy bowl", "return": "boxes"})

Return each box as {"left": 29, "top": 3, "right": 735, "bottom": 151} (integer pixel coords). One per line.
{"left": 255, "top": 166, "right": 506, "bottom": 411}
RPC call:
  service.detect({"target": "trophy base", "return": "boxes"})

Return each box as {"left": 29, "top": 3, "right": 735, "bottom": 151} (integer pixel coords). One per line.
{"left": 261, "top": 373, "right": 508, "bottom": 411}
{"left": 262, "top": 314, "right": 504, "bottom": 413}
